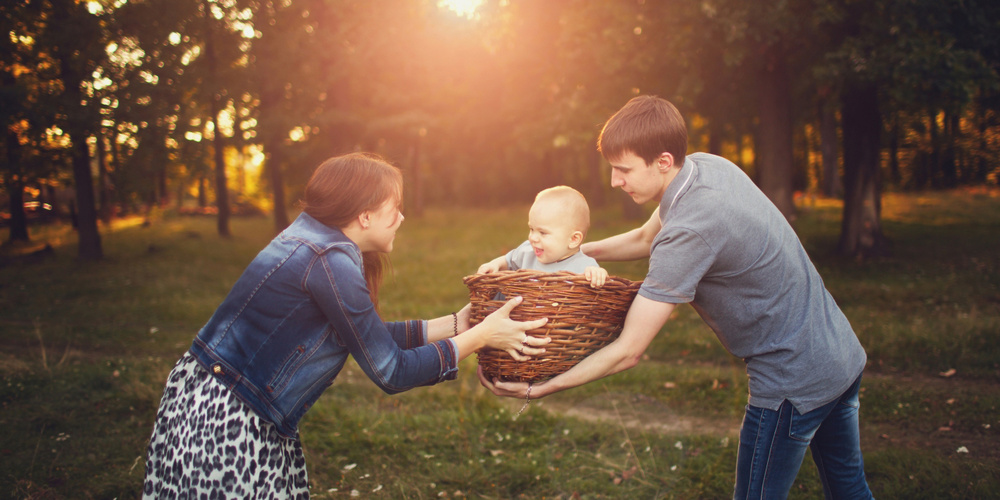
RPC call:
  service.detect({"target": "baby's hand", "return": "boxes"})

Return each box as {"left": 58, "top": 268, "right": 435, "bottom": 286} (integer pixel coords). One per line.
{"left": 478, "top": 260, "right": 502, "bottom": 274}
{"left": 584, "top": 266, "right": 609, "bottom": 288}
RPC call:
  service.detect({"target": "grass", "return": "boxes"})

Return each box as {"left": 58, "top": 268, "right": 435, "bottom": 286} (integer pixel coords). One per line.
{"left": 1, "top": 188, "right": 998, "bottom": 499}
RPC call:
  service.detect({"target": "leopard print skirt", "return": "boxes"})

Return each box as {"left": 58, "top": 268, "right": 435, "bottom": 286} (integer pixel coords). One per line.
{"left": 142, "top": 353, "right": 310, "bottom": 499}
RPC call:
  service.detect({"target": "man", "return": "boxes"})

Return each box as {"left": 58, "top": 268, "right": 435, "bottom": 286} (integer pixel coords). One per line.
{"left": 480, "top": 95, "right": 874, "bottom": 499}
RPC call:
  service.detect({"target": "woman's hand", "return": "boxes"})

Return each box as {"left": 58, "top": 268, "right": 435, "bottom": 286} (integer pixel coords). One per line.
{"left": 478, "top": 296, "right": 549, "bottom": 361}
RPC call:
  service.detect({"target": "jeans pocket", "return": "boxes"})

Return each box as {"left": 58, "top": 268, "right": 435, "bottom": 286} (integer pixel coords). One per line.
{"left": 788, "top": 404, "right": 825, "bottom": 443}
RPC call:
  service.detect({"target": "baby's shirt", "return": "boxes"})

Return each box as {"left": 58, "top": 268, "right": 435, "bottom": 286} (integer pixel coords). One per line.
{"left": 505, "top": 240, "right": 598, "bottom": 273}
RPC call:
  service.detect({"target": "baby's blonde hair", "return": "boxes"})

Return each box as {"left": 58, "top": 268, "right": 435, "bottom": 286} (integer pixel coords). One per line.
{"left": 534, "top": 186, "right": 591, "bottom": 238}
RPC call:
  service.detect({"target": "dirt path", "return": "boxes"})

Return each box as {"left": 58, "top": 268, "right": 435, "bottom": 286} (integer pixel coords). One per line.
{"left": 529, "top": 371, "right": 999, "bottom": 464}
{"left": 535, "top": 392, "right": 742, "bottom": 437}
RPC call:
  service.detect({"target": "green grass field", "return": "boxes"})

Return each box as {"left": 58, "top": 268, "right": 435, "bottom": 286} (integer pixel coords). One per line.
{"left": 1, "top": 189, "right": 998, "bottom": 499}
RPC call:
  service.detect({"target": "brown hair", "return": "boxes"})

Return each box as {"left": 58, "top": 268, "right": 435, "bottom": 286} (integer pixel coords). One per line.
{"left": 301, "top": 152, "right": 402, "bottom": 311}
{"left": 597, "top": 95, "right": 688, "bottom": 167}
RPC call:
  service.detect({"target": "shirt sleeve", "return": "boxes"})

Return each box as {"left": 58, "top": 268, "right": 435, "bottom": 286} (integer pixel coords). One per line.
{"left": 505, "top": 240, "right": 531, "bottom": 271}
{"left": 305, "top": 248, "right": 458, "bottom": 393}
{"left": 639, "top": 226, "right": 716, "bottom": 304}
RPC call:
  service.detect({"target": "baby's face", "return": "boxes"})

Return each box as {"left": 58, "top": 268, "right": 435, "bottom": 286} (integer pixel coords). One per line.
{"left": 526, "top": 201, "right": 580, "bottom": 264}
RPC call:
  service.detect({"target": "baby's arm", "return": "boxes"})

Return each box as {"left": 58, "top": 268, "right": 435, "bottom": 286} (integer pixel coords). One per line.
{"left": 477, "top": 256, "right": 509, "bottom": 274}
{"left": 583, "top": 266, "right": 609, "bottom": 288}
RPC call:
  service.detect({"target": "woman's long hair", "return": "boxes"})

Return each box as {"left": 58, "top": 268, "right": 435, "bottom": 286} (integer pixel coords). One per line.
{"left": 301, "top": 152, "right": 402, "bottom": 312}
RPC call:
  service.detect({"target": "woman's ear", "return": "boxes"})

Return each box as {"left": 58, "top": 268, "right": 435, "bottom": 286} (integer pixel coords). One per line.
{"left": 359, "top": 212, "right": 371, "bottom": 229}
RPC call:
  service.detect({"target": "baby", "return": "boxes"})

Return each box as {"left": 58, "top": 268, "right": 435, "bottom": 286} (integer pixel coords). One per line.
{"left": 478, "top": 185, "right": 608, "bottom": 288}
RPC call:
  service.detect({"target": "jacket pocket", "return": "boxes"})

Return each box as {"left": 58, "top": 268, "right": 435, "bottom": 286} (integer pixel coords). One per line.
{"left": 267, "top": 344, "right": 307, "bottom": 394}
{"left": 329, "top": 325, "right": 347, "bottom": 348}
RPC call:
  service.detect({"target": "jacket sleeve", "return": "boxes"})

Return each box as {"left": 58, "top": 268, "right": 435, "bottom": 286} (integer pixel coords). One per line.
{"left": 384, "top": 320, "right": 427, "bottom": 349}
{"left": 305, "top": 248, "right": 458, "bottom": 393}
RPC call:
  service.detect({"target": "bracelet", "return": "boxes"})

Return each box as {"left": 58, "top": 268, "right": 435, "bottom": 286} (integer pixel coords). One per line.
{"left": 451, "top": 312, "right": 458, "bottom": 337}
{"left": 515, "top": 383, "right": 533, "bottom": 418}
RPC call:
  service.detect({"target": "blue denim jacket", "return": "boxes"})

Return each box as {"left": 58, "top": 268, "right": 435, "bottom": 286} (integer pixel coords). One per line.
{"left": 188, "top": 212, "right": 459, "bottom": 438}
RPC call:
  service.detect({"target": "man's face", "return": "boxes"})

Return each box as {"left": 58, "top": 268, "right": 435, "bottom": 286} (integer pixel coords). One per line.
{"left": 609, "top": 152, "right": 670, "bottom": 205}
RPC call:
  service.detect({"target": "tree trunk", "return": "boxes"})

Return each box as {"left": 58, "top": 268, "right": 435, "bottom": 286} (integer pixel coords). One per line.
{"left": 406, "top": 132, "right": 425, "bottom": 218}
{"left": 587, "top": 144, "right": 606, "bottom": 208}
{"left": 708, "top": 117, "right": 724, "bottom": 157}
{"left": 70, "top": 135, "right": 103, "bottom": 260}
{"left": 198, "top": 176, "right": 208, "bottom": 208}
{"left": 201, "top": 0, "right": 230, "bottom": 237}
{"left": 819, "top": 95, "right": 842, "bottom": 198}
{"left": 928, "top": 109, "right": 941, "bottom": 188}
{"left": 942, "top": 112, "right": 958, "bottom": 187}
{"left": 96, "top": 128, "right": 113, "bottom": 223}
{"left": 50, "top": 0, "right": 102, "bottom": 259}
{"left": 211, "top": 106, "right": 230, "bottom": 237}
{"left": 838, "top": 83, "right": 887, "bottom": 259}
{"left": 4, "top": 131, "right": 29, "bottom": 242}
{"left": 266, "top": 145, "right": 290, "bottom": 231}
{"left": 887, "top": 113, "right": 901, "bottom": 187}
{"left": 255, "top": 2, "right": 290, "bottom": 233}
{"left": 755, "top": 43, "right": 796, "bottom": 220}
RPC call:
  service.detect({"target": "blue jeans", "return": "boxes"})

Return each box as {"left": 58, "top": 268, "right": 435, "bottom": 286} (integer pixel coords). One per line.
{"left": 734, "top": 374, "right": 874, "bottom": 499}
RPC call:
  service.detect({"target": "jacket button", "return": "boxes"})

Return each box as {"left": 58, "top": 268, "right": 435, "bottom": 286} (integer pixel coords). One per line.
{"left": 213, "top": 365, "right": 223, "bottom": 375}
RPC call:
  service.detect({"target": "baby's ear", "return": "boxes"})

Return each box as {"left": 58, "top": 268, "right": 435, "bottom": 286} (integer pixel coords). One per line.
{"left": 569, "top": 231, "right": 584, "bottom": 249}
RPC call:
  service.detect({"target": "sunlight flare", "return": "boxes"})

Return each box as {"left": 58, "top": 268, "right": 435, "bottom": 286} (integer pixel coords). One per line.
{"left": 438, "top": 0, "right": 484, "bottom": 19}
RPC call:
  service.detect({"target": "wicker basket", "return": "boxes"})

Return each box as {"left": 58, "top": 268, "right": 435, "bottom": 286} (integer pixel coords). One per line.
{"left": 464, "top": 270, "right": 641, "bottom": 383}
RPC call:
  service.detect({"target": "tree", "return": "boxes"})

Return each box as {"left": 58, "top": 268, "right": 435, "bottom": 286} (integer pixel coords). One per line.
{"left": 44, "top": 0, "right": 106, "bottom": 260}
{"left": 1, "top": 2, "right": 35, "bottom": 243}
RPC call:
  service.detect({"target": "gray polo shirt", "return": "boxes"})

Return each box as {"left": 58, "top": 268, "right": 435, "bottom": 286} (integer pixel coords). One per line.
{"left": 640, "top": 152, "right": 867, "bottom": 414}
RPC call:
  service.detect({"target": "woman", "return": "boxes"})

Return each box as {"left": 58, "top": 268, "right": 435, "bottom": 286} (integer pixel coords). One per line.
{"left": 142, "top": 152, "right": 549, "bottom": 498}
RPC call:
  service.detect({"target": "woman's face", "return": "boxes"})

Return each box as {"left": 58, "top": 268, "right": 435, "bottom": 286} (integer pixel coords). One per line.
{"left": 362, "top": 197, "right": 404, "bottom": 253}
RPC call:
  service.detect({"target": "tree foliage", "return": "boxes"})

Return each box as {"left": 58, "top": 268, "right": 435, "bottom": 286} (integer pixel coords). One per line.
{"left": 2, "top": 0, "right": 998, "bottom": 259}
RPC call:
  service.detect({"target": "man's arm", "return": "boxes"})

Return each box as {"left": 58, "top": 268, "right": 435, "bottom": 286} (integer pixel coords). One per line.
{"left": 479, "top": 294, "right": 676, "bottom": 399}
{"left": 581, "top": 207, "right": 661, "bottom": 262}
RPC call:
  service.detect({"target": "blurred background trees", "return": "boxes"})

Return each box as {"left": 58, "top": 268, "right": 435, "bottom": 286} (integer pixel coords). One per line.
{"left": 2, "top": 0, "right": 998, "bottom": 259}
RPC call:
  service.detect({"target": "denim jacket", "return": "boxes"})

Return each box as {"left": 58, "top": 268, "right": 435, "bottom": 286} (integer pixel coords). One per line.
{"left": 188, "top": 212, "right": 459, "bottom": 438}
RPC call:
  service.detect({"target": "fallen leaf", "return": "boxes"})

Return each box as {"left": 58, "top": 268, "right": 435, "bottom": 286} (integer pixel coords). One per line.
{"left": 957, "top": 446, "right": 969, "bottom": 454}
{"left": 663, "top": 382, "right": 677, "bottom": 389}
{"left": 939, "top": 368, "right": 956, "bottom": 378}
{"left": 621, "top": 466, "right": 638, "bottom": 481}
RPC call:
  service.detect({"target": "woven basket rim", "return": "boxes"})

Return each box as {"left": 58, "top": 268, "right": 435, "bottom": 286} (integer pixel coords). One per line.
{"left": 463, "top": 269, "right": 640, "bottom": 287}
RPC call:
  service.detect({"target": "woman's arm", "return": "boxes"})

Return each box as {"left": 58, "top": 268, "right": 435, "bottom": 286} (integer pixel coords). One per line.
{"left": 426, "top": 303, "right": 471, "bottom": 343}
{"left": 582, "top": 207, "right": 661, "bottom": 262}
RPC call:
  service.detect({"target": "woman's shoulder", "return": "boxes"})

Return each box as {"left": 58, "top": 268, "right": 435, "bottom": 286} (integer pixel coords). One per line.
{"left": 282, "top": 213, "right": 357, "bottom": 252}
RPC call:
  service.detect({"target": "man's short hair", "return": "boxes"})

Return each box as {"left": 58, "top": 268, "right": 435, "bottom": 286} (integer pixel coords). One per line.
{"left": 597, "top": 95, "right": 688, "bottom": 167}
